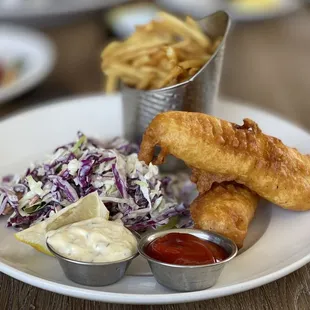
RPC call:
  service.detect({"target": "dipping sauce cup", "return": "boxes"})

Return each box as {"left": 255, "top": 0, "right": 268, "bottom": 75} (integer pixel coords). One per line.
{"left": 46, "top": 237, "right": 139, "bottom": 287}
{"left": 138, "top": 228, "right": 238, "bottom": 292}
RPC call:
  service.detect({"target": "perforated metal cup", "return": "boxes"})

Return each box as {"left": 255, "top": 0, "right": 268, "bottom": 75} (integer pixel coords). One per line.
{"left": 122, "top": 11, "right": 231, "bottom": 145}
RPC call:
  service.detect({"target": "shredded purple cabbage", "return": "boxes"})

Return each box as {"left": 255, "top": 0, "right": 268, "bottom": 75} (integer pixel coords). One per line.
{"left": 0, "top": 133, "right": 195, "bottom": 231}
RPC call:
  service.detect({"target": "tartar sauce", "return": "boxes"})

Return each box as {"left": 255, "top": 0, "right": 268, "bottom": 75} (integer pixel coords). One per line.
{"left": 46, "top": 217, "right": 137, "bottom": 263}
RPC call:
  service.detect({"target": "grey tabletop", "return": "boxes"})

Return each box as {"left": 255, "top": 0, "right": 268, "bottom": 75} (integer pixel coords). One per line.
{"left": 1, "top": 6, "right": 310, "bottom": 310}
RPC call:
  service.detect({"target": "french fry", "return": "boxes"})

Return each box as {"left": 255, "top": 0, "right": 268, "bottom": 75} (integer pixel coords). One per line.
{"left": 101, "top": 42, "right": 121, "bottom": 59}
{"left": 182, "top": 42, "right": 207, "bottom": 54}
{"left": 101, "top": 11, "right": 218, "bottom": 92}
{"left": 157, "top": 66, "right": 184, "bottom": 89}
{"left": 168, "top": 60, "right": 177, "bottom": 70}
{"left": 147, "top": 50, "right": 166, "bottom": 66}
{"left": 179, "top": 59, "right": 207, "bottom": 70}
{"left": 121, "top": 76, "right": 139, "bottom": 87}
{"left": 158, "top": 12, "right": 211, "bottom": 48}
{"left": 179, "top": 67, "right": 190, "bottom": 80}
{"left": 171, "top": 39, "right": 191, "bottom": 49}
{"left": 166, "top": 78, "right": 178, "bottom": 87}
{"left": 105, "top": 74, "right": 118, "bottom": 93}
{"left": 119, "top": 47, "right": 161, "bottom": 63}
{"left": 188, "top": 68, "right": 200, "bottom": 76}
{"left": 158, "top": 58, "right": 170, "bottom": 71}
{"left": 140, "top": 66, "right": 167, "bottom": 79}
{"left": 185, "top": 16, "right": 201, "bottom": 31}
{"left": 110, "top": 39, "right": 169, "bottom": 60}
{"left": 107, "top": 64, "right": 145, "bottom": 80}
{"left": 132, "top": 55, "right": 151, "bottom": 67}
{"left": 165, "top": 46, "right": 178, "bottom": 63}
{"left": 136, "top": 74, "right": 154, "bottom": 90}
{"left": 211, "top": 36, "right": 223, "bottom": 54}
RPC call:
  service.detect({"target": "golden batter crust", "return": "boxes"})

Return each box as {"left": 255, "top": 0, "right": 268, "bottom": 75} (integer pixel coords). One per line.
{"left": 139, "top": 111, "right": 310, "bottom": 211}
{"left": 190, "top": 183, "right": 258, "bottom": 248}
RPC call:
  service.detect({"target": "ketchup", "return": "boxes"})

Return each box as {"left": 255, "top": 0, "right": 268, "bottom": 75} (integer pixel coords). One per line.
{"left": 145, "top": 233, "right": 228, "bottom": 265}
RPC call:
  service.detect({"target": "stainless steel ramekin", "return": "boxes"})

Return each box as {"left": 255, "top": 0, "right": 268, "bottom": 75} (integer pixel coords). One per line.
{"left": 138, "top": 228, "right": 238, "bottom": 292}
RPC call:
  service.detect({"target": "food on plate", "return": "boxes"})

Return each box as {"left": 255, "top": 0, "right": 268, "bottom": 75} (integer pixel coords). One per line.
{"left": 139, "top": 111, "right": 310, "bottom": 211}
{"left": 144, "top": 232, "right": 228, "bottom": 265}
{"left": 190, "top": 182, "right": 258, "bottom": 248}
{"left": 139, "top": 229, "right": 238, "bottom": 292}
{"left": 101, "top": 11, "right": 222, "bottom": 92}
{"left": 230, "top": 0, "right": 280, "bottom": 12}
{"left": 15, "top": 191, "right": 109, "bottom": 255}
{"left": 0, "top": 59, "right": 24, "bottom": 87}
{"left": 0, "top": 133, "right": 194, "bottom": 236}
{"left": 47, "top": 217, "right": 138, "bottom": 263}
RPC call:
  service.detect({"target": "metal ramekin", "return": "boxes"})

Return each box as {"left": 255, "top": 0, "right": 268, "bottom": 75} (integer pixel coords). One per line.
{"left": 46, "top": 236, "right": 139, "bottom": 287}
{"left": 138, "top": 228, "right": 238, "bottom": 292}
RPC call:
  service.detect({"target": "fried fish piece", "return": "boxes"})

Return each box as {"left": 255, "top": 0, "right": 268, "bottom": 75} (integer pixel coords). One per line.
{"left": 190, "top": 182, "right": 258, "bottom": 248}
{"left": 138, "top": 111, "right": 310, "bottom": 211}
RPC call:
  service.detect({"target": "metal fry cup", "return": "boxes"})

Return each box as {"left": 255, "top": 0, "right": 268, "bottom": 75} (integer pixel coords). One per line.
{"left": 122, "top": 11, "right": 231, "bottom": 145}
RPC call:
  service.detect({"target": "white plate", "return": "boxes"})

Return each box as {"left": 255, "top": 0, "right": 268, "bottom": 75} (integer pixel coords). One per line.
{"left": 0, "top": 24, "right": 56, "bottom": 104}
{"left": 0, "top": 0, "right": 128, "bottom": 19}
{"left": 1, "top": 94, "right": 310, "bottom": 304}
{"left": 156, "top": 0, "right": 301, "bottom": 22}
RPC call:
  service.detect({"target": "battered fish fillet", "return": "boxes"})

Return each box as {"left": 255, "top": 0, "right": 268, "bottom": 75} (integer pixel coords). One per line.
{"left": 138, "top": 111, "right": 310, "bottom": 211}
{"left": 190, "top": 182, "right": 258, "bottom": 248}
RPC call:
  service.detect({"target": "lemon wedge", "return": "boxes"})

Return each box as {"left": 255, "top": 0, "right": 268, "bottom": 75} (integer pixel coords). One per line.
{"left": 15, "top": 191, "right": 109, "bottom": 256}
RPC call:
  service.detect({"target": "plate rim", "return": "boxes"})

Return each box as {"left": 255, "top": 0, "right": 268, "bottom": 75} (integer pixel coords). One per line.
{"left": 1, "top": 94, "right": 310, "bottom": 304}
{"left": 0, "top": 0, "right": 128, "bottom": 19}
{"left": 1, "top": 92, "right": 308, "bottom": 134}
{"left": 1, "top": 254, "right": 309, "bottom": 304}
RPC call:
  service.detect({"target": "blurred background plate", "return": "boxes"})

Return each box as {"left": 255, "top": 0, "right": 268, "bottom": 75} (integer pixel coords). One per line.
{"left": 228, "top": 0, "right": 302, "bottom": 22}
{"left": 156, "top": 0, "right": 302, "bottom": 21}
{"left": 155, "top": 0, "right": 224, "bottom": 20}
{"left": 104, "top": 2, "right": 160, "bottom": 38}
{"left": 0, "top": 24, "right": 56, "bottom": 104}
{"left": 0, "top": 0, "right": 129, "bottom": 18}
{"left": 0, "top": 0, "right": 130, "bottom": 26}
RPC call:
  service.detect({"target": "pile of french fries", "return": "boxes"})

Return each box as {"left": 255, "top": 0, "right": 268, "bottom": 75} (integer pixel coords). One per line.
{"left": 101, "top": 12, "right": 222, "bottom": 93}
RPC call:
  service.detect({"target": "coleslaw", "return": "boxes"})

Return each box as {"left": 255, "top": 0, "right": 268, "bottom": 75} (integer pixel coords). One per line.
{"left": 0, "top": 132, "right": 195, "bottom": 231}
